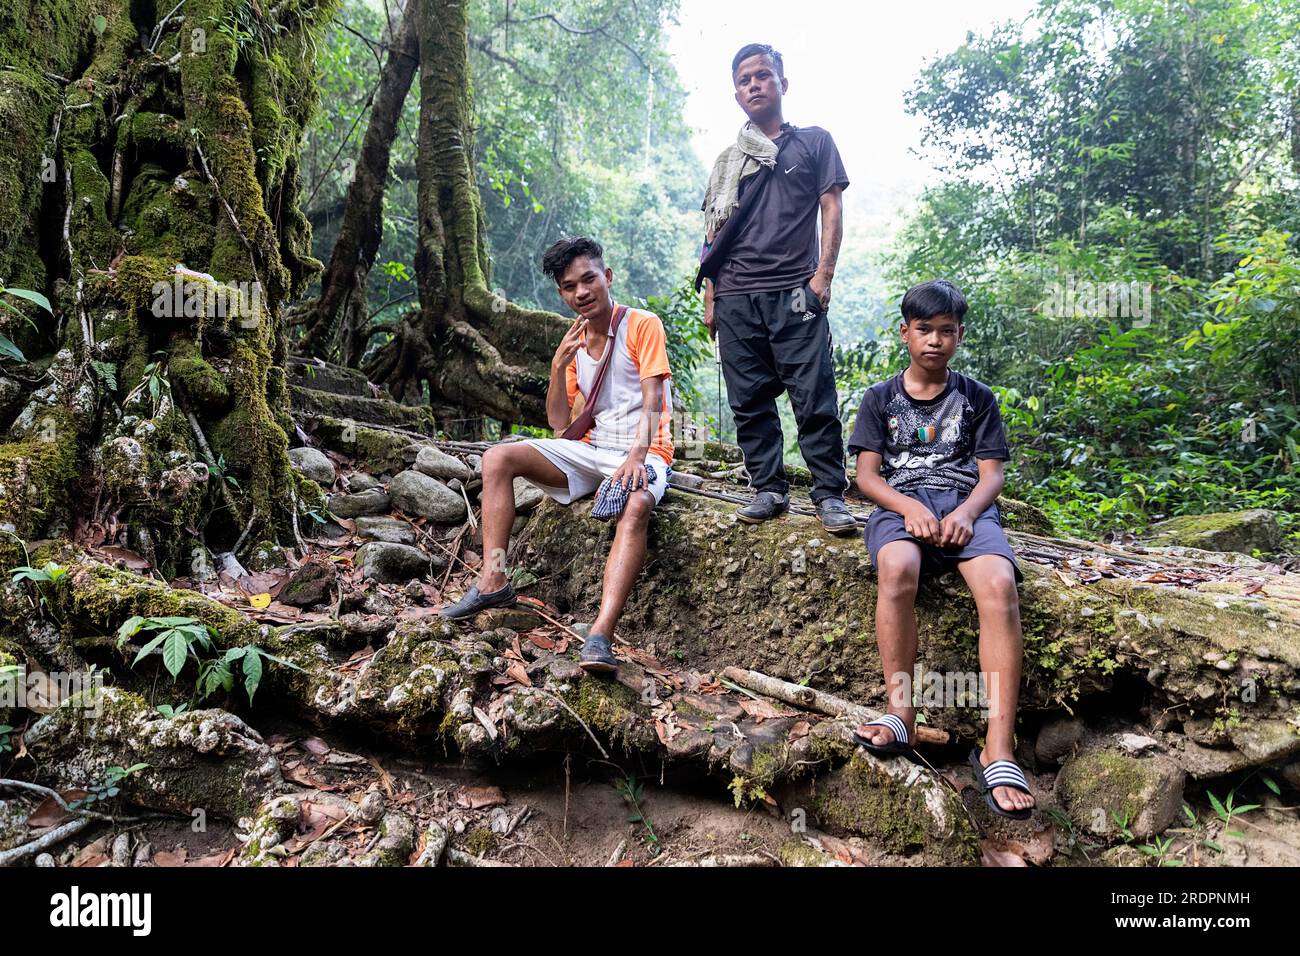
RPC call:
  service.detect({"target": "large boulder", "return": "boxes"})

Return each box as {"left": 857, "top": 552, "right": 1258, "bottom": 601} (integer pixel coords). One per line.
{"left": 1144, "top": 509, "right": 1283, "bottom": 555}
{"left": 388, "top": 470, "right": 466, "bottom": 523}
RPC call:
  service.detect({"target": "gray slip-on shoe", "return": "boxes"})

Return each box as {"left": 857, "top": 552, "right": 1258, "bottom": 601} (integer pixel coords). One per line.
{"left": 438, "top": 582, "right": 518, "bottom": 620}
{"left": 579, "top": 633, "right": 618, "bottom": 674}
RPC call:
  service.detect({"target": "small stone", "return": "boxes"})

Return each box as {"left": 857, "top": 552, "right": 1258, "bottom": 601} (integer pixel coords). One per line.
{"left": 389, "top": 470, "right": 466, "bottom": 522}
{"left": 328, "top": 488, "right": 391, "bottom": 518}
{"left": 356, "top": 541, "right": 432, "bottom": 583}
{"left": 347, "top": 472, "right": 380, "bottom": 492}
{"left": 357, "top": 791, "right": 386, "bottom": 825}
{"left": 1115, "top": 732, "right": 1160, "bottom": 755}
{"left": 668, "top": 471, "right": 705, "bottom": 490}
{"left": 354, "top": 515, "right": 417, "bottom": 545}
{"left": 279, "top": 560, "right": 338, "bottom": 608}
{"left": 413, "top": 446, "right": 473, "bottom": 483}
{"left": 1035, "top": 716, "right": 1084, "bottom": 764}
{"left": 111, "top": 832, "right": 132, "bottom": 867}
{"left": 1214, "top": 658, "right": 1235, "bottom": 672}
{"left": 513, "top": 477, "right": 545, "bottom": 513}
{"left": 288, "top": 446, "right": 336, "bottom": 485}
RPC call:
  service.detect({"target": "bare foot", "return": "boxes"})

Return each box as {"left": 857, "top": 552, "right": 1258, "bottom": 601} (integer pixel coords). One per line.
{"left": 979, "top": 748, "right": 1036, "bottom": 813}
{"left": 855, "top": 710, "right": 915, "bottom": 748}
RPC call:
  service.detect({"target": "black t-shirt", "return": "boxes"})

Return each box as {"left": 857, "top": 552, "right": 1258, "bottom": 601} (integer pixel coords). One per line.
{"left": 709, "top": 125, "right": 849, "bottom": 296}
{"left": 846, "top": 369, "right": 1010, "bottom": 495}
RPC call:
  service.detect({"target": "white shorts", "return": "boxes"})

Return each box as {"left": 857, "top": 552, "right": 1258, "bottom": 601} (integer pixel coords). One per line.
{"left": 518, "top": 438, "right": 670, "bottom": 506}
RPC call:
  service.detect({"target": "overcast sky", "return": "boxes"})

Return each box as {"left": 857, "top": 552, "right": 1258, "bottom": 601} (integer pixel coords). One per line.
{"left": 666, "top": 0, "right": 1037, "bottom": 214}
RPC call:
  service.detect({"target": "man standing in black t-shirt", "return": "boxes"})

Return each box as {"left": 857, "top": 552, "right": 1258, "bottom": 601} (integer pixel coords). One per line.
{"left": 697, "top": 43, "right": 856, "bottom": 535}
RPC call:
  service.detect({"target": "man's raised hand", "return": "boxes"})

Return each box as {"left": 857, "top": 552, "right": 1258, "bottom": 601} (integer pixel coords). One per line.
{"left": 553, "top": 316, "right": 587, "bottom": 370}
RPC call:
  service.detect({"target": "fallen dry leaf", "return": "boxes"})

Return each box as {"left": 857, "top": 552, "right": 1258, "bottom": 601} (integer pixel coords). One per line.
{"left": 28, "top": 790, "right": 88, "bottom": 828}
{"left": 505, "top": 661, "right": 532, "bottom": 687}
{"left": 457, "top": 786, "right": 506, "bottom": 810}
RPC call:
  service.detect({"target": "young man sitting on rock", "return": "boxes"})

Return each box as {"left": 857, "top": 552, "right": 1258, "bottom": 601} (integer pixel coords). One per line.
{"left": 438, "top": 236, "right": 674, "bottom": 675}
{"left": 847, "top": 279, "right": 1035, "bottom": 820}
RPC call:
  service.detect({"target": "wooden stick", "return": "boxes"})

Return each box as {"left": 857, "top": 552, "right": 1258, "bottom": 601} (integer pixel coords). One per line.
{"left": 720, "top": 666, "right": 949, "bottom": 746}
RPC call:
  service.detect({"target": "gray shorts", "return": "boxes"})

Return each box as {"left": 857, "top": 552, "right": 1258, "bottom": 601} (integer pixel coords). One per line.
{"left": 864, "top": 485, "right": 1023, "bottom": 584}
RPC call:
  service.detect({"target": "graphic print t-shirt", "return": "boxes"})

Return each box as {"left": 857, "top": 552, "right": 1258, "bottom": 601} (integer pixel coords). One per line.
{"left": 846, "top": 369, "right": 1009, "bottom": 495}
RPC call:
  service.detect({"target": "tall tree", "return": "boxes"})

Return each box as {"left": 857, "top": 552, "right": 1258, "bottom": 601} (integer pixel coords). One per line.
{"left": 297, "top": 0, "right": 419, "bottom": 365}
{"left": 360, "top": 0, "right": 568, "bottom": 428}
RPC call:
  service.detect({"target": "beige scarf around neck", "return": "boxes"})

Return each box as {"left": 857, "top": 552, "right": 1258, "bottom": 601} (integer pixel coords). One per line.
{"left": 701, "top": 121, "right": 782, "bottom": 238}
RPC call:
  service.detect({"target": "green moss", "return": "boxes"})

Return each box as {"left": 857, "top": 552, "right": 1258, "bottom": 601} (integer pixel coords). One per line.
{"left": 777, "top": 839, "right": 834, "bottom": 867}
{"left": 809, "top": 752, "right": 980, "bottom": 865}
{"left": 558, "top": 677, "right": 650, "bottom": 752}
{"left": 0, "top": 407, "right": 81, "bottom": 551}
{"left": 169, "top": 337, "right": 231, "bottom": 410}
{"left": 1056, "top": 750, "right": 1155, "bottom": 833}
{"left": 465, "top": 827, "right": 497, "bottom": 857}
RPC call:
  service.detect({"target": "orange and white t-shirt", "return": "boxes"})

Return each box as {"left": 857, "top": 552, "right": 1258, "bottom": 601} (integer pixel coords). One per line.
{"left": 564, "top": 306, "right": 674, "bottom": 465}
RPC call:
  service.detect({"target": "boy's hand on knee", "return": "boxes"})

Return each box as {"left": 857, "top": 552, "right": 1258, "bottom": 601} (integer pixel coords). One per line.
{"left": 902, "top": 503, "right": 941, "bottom": 544}
{"left": 938, "top": 511, "right": 974, "bottom": 548}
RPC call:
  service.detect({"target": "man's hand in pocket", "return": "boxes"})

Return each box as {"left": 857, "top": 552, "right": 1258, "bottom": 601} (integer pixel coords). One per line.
{"left": 809, "top": 271, "right": 832, "bottom": 310}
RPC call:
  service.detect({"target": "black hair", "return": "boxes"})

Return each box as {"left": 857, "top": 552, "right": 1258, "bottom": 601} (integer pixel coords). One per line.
{"left": 731, "top": 43, "right": 784, "bottom": 79}
{"left": 540, "top": 236, "right": 604, "bottom": 285}
{"left": 900, "top": 279, "right": 968, "bottom": 324}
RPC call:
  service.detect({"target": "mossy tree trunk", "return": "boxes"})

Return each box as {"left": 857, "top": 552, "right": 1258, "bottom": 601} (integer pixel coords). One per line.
{"left": 0, "top": 0, "right": 337, "bottom": 573}
{"left": 358, "top": 0, "right": 569, "bottom": 433}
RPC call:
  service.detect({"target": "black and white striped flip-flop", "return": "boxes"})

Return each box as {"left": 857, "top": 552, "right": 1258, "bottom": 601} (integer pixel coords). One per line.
{"left": 969, "top": 748, "right": 1034, "bottom": 820}
{"left": 854, "top": 712, "right": 916, "bottom": 759}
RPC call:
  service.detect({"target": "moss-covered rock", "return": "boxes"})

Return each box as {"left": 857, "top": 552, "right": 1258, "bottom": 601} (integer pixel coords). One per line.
{"left": 1056, "top": 745, "right": 1185, "bottom": 841}
{"left": 1145, "top": 509, "right": 1283, "bottom": 556}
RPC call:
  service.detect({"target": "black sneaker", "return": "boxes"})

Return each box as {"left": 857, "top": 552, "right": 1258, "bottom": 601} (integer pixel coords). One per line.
{"left": 438, "top": 582, "right": 517, "bottom": 620}
{"left": 815, "top": 497, "right": 858, "bottom": 536}
{"left": 736, "top": 491, "right": 790, "bottom": 524}
{"left": 579, "top": 633, "right": 618, "bottom": 674}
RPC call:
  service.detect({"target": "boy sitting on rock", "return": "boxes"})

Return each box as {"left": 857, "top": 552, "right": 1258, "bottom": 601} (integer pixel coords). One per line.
{"left": 438, "top": 237, "right": 673, "bottom": 676}
{"left": 847, "top": 279, "right": 1035, "bottom": 819}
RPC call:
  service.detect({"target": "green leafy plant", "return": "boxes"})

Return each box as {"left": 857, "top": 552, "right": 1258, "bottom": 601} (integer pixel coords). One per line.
{"left": 124, "top": 356, "right": 170, "bottom": 415}
{"left": 198, "top": 645, "right": 302, "bottom": 705}
{"left": 69, "top": 763, "right": 149, "bottom": 811}
{"left": 116, "top": 615, "right": 216, "bottom": 679}
{"left": 614, "top": 771, "right": 660, "bottom": 854}
{"left": 1206, "top": 786, "right": 1260, "bottom": 839}
{"left": 116, "top": 614, "right": 301, "bottom": 706}
{"left": 155, "top": 703, "right": 189, "bottom": 718}
{"left": 0, "top": 283, "right": 52, "bottom": 362}
{"left": 9, "top": 561, "right": 68, "bottom": 621}
{"left": 1137, "top": 832, "right": 1183, "bottom": 866}
{"left": 209, "top": 453, "right": 241, "bottom": 490}
{"left": 1112, "top": 807, "right": 1136, "bottom": 843}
